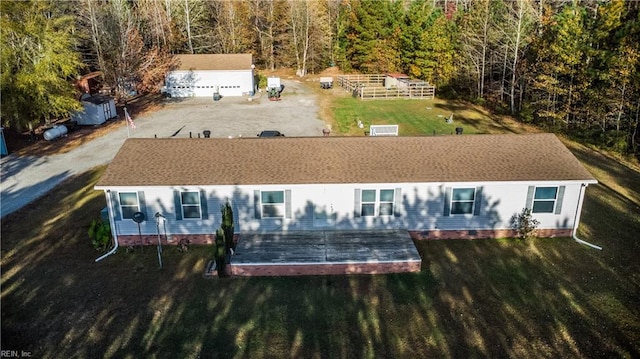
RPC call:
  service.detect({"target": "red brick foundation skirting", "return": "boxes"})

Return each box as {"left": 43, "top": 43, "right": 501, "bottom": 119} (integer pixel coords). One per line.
{"left": 408, "top": 228, "right": 572, "bottom": 240}
{"left": 116, "top": 233, "right": 240, "bottom": 246}
{"left": 230, "top": 261, "right": 421, "bottom": 277}
{"left": 119, "top": 229, "right": 572, "bottom": 247}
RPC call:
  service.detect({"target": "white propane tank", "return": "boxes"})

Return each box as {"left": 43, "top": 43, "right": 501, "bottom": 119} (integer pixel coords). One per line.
{"left": 43, "top": 125, "right": 68, "bottom": 141}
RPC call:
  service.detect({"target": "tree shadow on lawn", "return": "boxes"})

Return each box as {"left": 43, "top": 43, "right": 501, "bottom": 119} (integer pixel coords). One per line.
{"left": 564, "top": 139, "right": 640, "bottom": 206}
{"left": 433, "top": 100, "right": 538, "bottom": 135}
{"left": 1, "top": 167, "right": 639, "bottom": 358}
{"left": 412, "top": 233, "right": 639, "bottom": 358}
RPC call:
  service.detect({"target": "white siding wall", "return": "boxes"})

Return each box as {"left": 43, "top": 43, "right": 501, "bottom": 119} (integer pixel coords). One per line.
{"left": 105, "top": 181, "right": 588, "bottom": 236}
{"left": 165, "top": 70, "right": 254, "bottom": 97}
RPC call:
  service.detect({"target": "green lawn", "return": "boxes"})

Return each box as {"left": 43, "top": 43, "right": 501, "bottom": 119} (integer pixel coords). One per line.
{"left": 330, "top": 96, "right": 528, "bottom": 136}
{"left": 2, "top": 93, "right": 639, "bottom": 358}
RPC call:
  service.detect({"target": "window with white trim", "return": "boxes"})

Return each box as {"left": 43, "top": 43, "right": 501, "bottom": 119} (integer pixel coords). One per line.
{"left": 261, "top": 191, "right": 285, "bottom": 218}
{"left": 451, "top": 188, "right": 475, "bottom": 215}
{"left": 532, "top": 187, "right": 557, "bottom": 213}
{"left": 181, "top": 191, "right": 202, "bottom": 219}
{"left": 119, "top": 192, "right": 139, "bottom": 219}
{"left": 361, "top": 189, "right": 395, "bottom": 216}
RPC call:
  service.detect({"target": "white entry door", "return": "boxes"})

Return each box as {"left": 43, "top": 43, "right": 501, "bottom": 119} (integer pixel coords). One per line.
{"left": 314, "top": 188, "right": 336, "bottom": 227}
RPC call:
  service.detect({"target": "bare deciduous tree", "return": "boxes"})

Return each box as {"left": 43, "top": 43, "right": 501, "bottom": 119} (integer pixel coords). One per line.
{"left": 286, "top": 0, "right": 330, "bottom": 77}
{"left": 210, "top": 0, "right": 252, "bottom": 54}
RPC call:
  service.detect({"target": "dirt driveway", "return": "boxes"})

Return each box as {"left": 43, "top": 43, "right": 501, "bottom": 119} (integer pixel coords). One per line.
{"left": 1, "top": 79, "right": 326, "bottom": 218}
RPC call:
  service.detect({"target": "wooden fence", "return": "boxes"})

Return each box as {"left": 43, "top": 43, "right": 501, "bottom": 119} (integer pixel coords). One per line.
{"left": 336, "top": 74, "right": 385, "bottom": 92}
{"left": 337, "top": 74, "right": 435, "bottom": 100}
{"left": 356, "top": 86, "right": 435, "bottom": 100}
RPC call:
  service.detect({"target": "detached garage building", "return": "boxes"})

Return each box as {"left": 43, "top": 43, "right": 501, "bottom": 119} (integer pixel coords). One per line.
{"left": 162, "top": 53, "right": 255, "bottom": 98}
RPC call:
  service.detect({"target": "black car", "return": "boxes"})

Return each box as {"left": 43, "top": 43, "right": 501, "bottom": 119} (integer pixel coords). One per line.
{"left": 257, "top": 130, "right": 285, "bottom": 137}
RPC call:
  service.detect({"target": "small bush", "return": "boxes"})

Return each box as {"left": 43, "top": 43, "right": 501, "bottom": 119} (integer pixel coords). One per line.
{"left": 88, "top": 219, "right": 112, "bottom": 252}
{"left": 510, "top": 208, "right": 540, "bottom": 240}
{"left": 257, "top": 73, "right": 267, "bottom": 89}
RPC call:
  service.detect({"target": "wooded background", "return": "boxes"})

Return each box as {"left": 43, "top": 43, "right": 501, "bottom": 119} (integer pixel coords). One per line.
{"left": 1, "top": 0, "right": 638, "bottom": 155}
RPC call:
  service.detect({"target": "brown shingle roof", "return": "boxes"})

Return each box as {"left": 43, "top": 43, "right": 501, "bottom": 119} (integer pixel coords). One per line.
{"left": 173, "top": 54, "right": 253, "bottom": 71}
{"left": 95, "top": 134, "right": 596, "bottom": 187}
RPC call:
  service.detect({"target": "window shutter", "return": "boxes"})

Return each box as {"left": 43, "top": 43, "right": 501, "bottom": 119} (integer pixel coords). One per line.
{"left": 285, "top": 190, "right": 292, "bottom": 219}
{"left": 554, "top": 186, "right": 565, "bottom": 214}
{"left": 254, "top": 190, "right": 261, "bottom": 219}
{"left": 525, "top": 186, "right": 535, "bottom": 210}
{"left": 443, "top": 187, "right": 452, "bottom": 217}
{"left": 173, "top": 190, "right": 182, "bottom": 220}
{"left": 394, "top": 188, "right": 402, "bottom": 217}
{"left": 110, "top": 191, "right": 121, "bottom": 220}
{"left": 200, "top": 190, "right": 208, "bottom": 219}
{"left": 354, "top": 188, "right": 361, "bottom": 218}
{"left": 137, "top": 191, "right": 147, "bottom": 219}
{"left": 473, "top": 187, "right": 483, "bottom": 216}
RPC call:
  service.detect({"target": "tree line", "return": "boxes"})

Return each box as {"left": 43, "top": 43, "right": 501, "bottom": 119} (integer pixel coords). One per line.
{"left": 1, "top": 0, "right": 638, "bottom": 155}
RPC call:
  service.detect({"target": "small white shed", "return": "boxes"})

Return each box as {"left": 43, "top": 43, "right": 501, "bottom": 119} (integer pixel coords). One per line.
{"left": 71, "top": 94, "right": 117, "bottom": 125}
{"left": 385, "top": 73, "right": 409, "bottom": 89}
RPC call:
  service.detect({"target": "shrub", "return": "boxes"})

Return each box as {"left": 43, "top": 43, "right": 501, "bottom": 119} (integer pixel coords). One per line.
{"left": 215, "top": 228, "right": 227, "bottom": 277}
{"left": 221, "top": 202, "right": 234, "bottom": 251}
{"left": 88, "top": 219, "right": 111, "bottom": 252}
{"left": 510, "top": 208, "right": 540, "bottom": 240}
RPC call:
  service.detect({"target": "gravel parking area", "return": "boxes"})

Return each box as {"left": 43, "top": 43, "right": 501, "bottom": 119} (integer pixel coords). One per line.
{"left": 132, "top": 79, "right": 326, "bottom": 139}
{"left": 1, "top": 79, "right": 326, "bottom": 217}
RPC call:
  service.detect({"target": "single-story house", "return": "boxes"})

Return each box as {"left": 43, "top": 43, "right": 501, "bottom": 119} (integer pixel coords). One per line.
{"left": 95, "top": 133, "right": 596, "bottom": 246}
{"left": 71, "top": 94, "right": 117, "bottom": 125}
{"left": 162, "top": 53, "right": 254, "bottom": 98}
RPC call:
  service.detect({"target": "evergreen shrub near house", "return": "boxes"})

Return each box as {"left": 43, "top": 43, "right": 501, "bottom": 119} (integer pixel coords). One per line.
{"left": 221, "top": 202, "right": 234, "bottom": 252}
{"left": 510, "top": 208, "right": 540, "bottom": 241}
{"left": 214, "top": 202, "right": 235, "bottom": 277}
{"left": 215, "top": 202, "right": 234, "bottom": 277}
{"left": 88, "top": 219, "right": 111, "bottom": 252}
{"left": 215, "top": 228, "right": 226, "bottom": 277}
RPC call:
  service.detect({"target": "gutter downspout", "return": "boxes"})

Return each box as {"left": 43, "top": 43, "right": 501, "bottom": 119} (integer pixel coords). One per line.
{"left": 95, "top": 190, "right": 119, "bottom": 262}
{"left": 573, "top": 183, "right": 602, "bottom": 250}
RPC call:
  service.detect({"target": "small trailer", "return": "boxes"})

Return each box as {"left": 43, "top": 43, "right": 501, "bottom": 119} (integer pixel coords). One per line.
{"left": 320, "top": 77, "right": 333, "bottom": 89}
{"left": 266, "top": 77, "right": 284, "bottom": 101}
{"left": 267, "top": 77, "right": 281, "bottom": 91}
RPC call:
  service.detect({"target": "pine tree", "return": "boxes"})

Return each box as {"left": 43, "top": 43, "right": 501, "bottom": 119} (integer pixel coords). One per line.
{"left": 344, "top": 0, "right": 401, "bottom": 73}
{"left": 401, "top": 0, "right": 433, "bottom": 79}
{"left": 1, "top": 0, "right": 83, "bottom": 131}
{"left": 420, "top": 9, "right": 458, "bottom": 87}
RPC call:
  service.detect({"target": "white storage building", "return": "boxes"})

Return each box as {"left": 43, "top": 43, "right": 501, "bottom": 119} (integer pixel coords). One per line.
{"left": 71, "top": 94, "right": 117, "bottom": 126}
{"left": 162, "top": 54, "right": 255, "bottom": 98}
